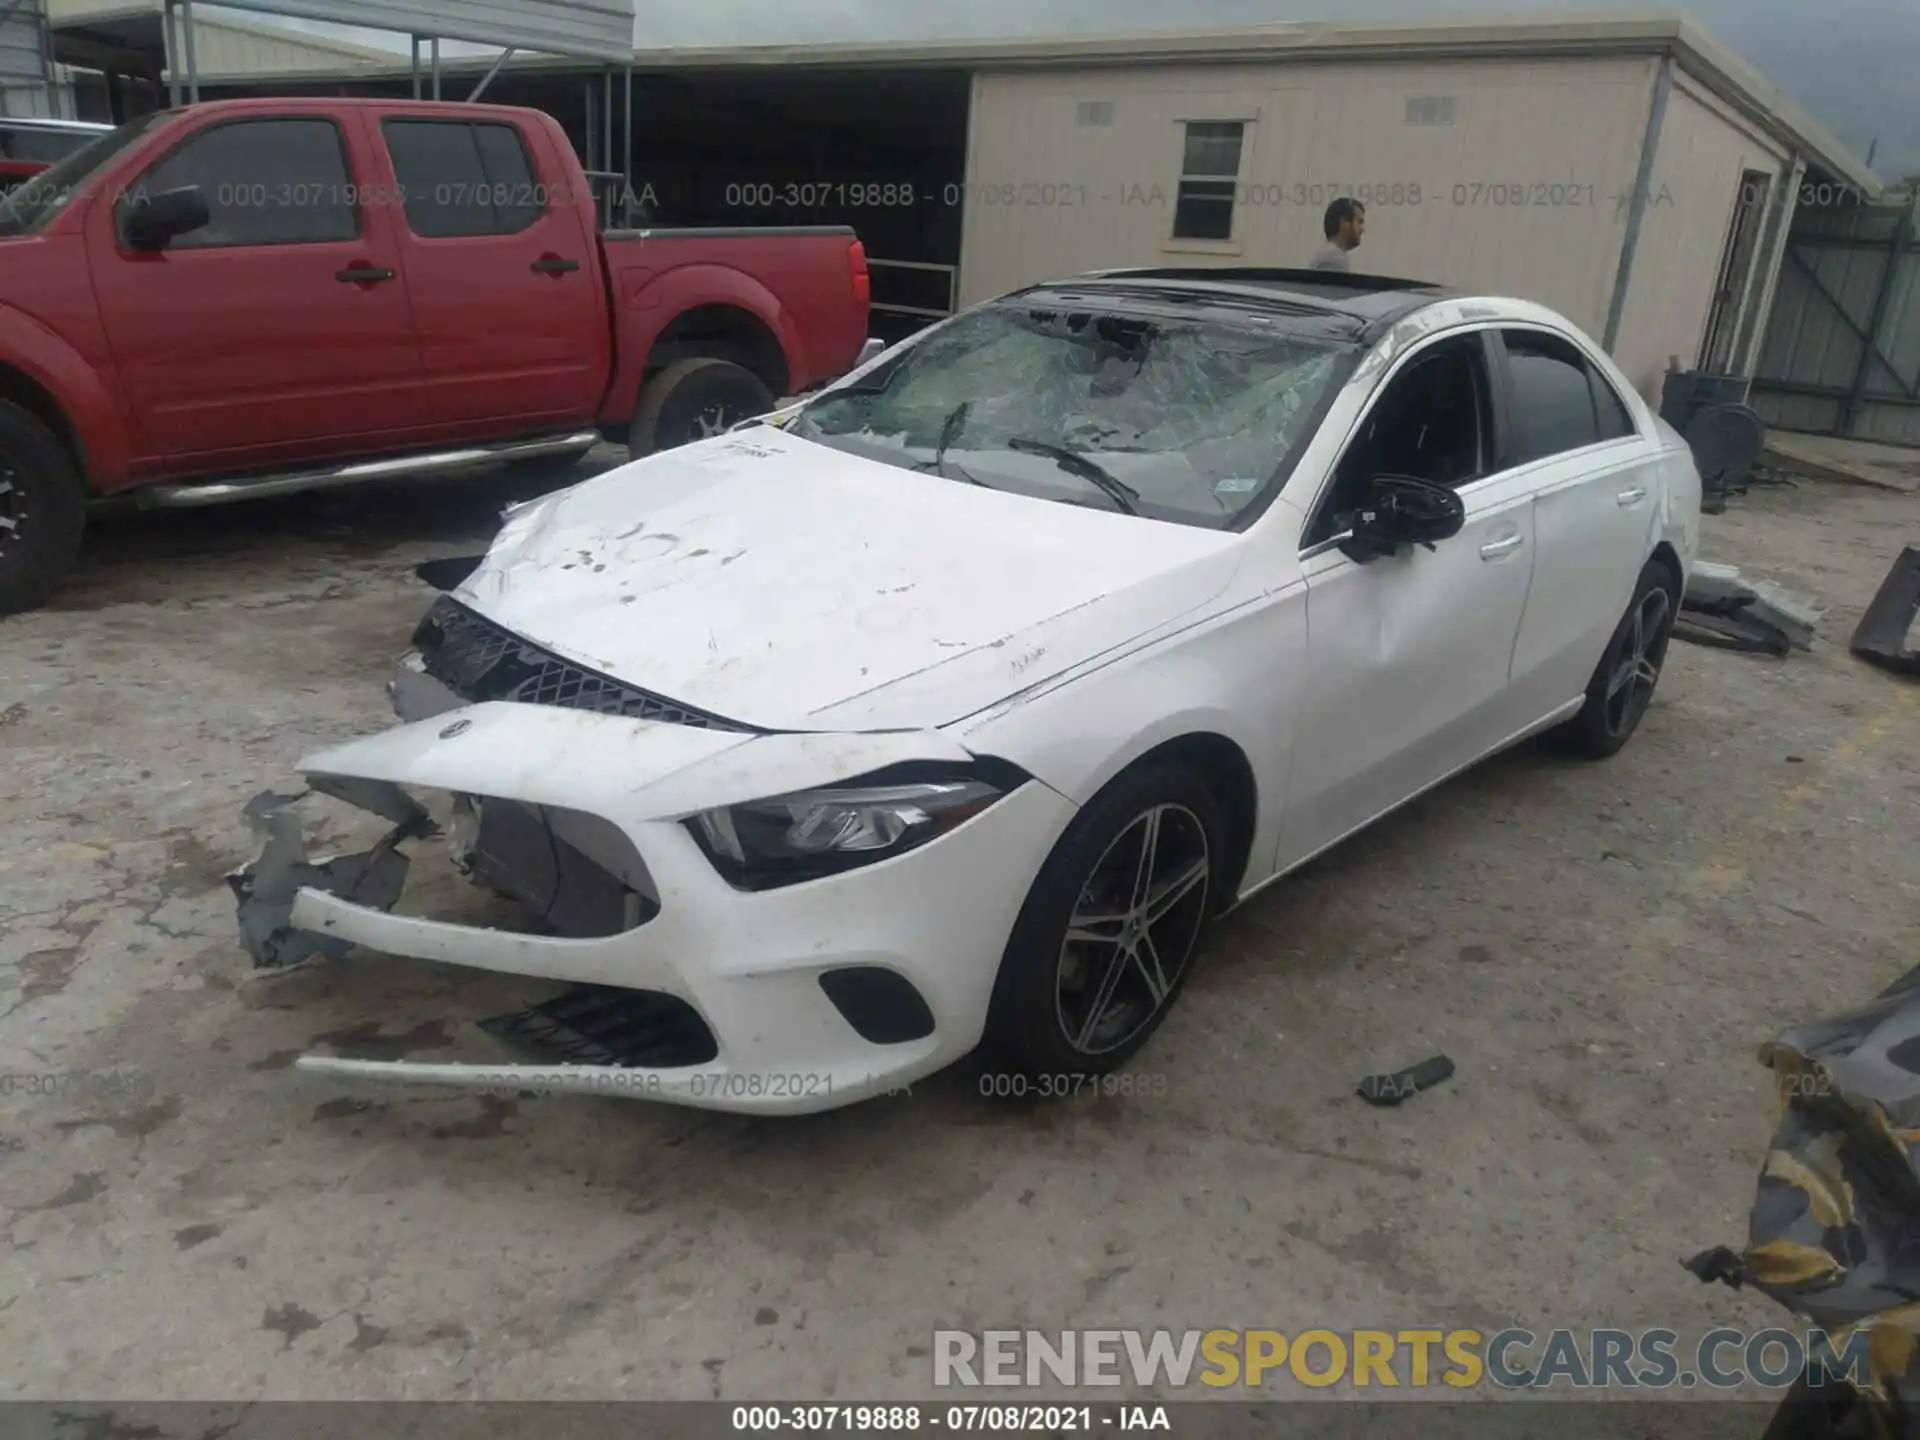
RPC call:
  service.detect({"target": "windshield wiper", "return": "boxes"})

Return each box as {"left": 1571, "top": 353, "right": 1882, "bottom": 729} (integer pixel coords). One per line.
{"left": 1006, "top": 437, "right": 1140, "bottom": 515}
{"left": 913, "top": 401, "right": 994, "bottom": 490}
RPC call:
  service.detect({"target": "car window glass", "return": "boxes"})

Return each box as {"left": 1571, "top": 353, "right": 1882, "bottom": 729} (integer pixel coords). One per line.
{"left": 2, "top": 128, "right": 99, "bottom": 165}
{"left": 792, "top": 301, "right": 1355, "bottom": 530}
{"left": 1308, "top": 333, "right": 1491, "bottom": 547}
{"left": 1592, "top": 367, "right": 1636, "bottom": 440}
{"left": 1502, "top": 328, "right": 1601, "bottom": 465}
{"left": 384, "top": 120, "right": 542, "bottom": 238}
{"left": 127, "top": 118, "right": 355, "bottom": 248}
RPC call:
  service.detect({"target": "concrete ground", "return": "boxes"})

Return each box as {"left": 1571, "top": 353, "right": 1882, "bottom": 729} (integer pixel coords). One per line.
{"left": 0, "top": 454, "right": 1915, "bottom": 1404}
{"left": 1765, "top": 429, "right": 1920, "bottom": 495}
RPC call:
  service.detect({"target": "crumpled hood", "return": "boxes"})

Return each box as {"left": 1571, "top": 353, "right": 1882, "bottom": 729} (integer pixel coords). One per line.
{"left": 454, "top": 427, "right": 1243, "bottom": 732}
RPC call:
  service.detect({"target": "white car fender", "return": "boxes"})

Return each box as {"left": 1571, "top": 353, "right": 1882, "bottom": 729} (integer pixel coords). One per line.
{"left": 958, "top": 577, "right": 1309, "bottom": 885}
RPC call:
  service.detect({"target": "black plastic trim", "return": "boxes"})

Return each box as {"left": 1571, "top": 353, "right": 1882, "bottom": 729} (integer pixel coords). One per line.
{"left": 819, "top": 967, "right": 936, "bottom": 1045}
{"left": 412, "top": 596, "right": 762, "bottom": 734}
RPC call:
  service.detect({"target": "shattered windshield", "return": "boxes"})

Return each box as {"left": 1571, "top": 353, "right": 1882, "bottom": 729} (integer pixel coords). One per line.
{"left": 791, "top": 296, "right": 1356, "bottom": 528}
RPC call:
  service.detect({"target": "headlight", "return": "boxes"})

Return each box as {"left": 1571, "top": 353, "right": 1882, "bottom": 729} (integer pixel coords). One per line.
{"left": 685, "top": 762, "right": 1024, "bottom": 890}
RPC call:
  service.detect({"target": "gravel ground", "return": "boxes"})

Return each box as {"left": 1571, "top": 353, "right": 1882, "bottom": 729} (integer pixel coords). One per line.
{"left": 0, "top": 455, "right": 1914, "bottom": 1409}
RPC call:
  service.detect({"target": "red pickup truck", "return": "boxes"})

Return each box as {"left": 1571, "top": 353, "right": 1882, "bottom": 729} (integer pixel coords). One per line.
{"left": 0, "top": 97, "right": 873, "bottom": 614}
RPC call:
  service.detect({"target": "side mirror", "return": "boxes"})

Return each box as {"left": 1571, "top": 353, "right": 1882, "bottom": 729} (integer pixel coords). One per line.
{"left": 122, "top": 184, "right": 210, "bottom": 251}
{"left": 1337, "top": 474, "right": 1466, "bottom": 564}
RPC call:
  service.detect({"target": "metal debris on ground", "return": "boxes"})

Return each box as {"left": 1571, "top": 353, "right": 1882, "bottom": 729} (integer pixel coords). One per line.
{"left": 1356, "top": 1054, "right": 1455, "bottom": 1107}
{"left": 228, "top": 789, "right": 435, "bottom": 969}
{"left": 1675, "top": 561, "right": 1823, "bottom": 657}
{"left": 1848, "top": 546, "right": 1920, "bottom": 678}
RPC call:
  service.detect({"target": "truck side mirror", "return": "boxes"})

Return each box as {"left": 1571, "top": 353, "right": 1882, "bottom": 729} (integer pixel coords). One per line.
{"left": 123, "top": 185, "right": 211, "bottom": 251}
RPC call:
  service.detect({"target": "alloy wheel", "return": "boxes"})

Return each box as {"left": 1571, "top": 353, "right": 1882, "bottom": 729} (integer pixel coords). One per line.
{"left": 1054, "top": 803, "right": 1211, "bottom": 1056}
{"left": 691, "top": 403, "right": 737, "bottom": 441}
{"left": 1604, "top": 585, "right": 1672, "bottom": 737}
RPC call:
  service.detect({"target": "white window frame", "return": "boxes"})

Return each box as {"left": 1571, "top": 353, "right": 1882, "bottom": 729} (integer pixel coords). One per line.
{"left": 1164, "top": 113, "right": 1257, "bottom": 256}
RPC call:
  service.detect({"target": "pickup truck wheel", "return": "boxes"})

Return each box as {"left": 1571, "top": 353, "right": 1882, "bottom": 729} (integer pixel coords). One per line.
{"left": 628, "top": 358, "right": 774, "bottom": 459}
{"left": 0, "top": 401, "right": 86, "bottom": 618}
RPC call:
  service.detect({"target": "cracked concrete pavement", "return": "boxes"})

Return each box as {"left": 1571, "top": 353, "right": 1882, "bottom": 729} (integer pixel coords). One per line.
{"left": 0, "top": 456, "right": 1915, "bottom": 1402}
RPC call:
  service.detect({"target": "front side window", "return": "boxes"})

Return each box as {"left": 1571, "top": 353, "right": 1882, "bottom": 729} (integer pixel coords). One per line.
{"left": 1308, "top": 332, "right": 1494, "bottom": 546}
{"left": 383, "top": 120, "right": 543, "bottom": 238}
{"left": 791, "top": 297, "right": 1355, "bottom": 529}
{"left": 123, "top": 118, "right": 357, "bottom": 248}
{"left": 1172, "top": 121, "right": 1245, "bottom": 241}
{"left": 1501, "top": 329, "right": 1604, "bottom": 466}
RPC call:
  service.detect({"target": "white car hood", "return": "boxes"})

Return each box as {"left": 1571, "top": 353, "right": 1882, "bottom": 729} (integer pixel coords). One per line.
{"left": 453, "top": 427, "right": 1243, "bottom": 733}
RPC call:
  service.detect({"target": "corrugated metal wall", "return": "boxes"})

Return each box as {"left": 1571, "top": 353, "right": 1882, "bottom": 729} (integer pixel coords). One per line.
{"left": 225, "top": 1, "right": 633, "bottom": 63}
{"left": 0, "top": 0, "right": 54, "bottom": 116}
{"left": 1749, "top": 200, "right": 1920, "bottom": 445}
{"left": 960, "top": 54, "right": 1781, "bottom": 404}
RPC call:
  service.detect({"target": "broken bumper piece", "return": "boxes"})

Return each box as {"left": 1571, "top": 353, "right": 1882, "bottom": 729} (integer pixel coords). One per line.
{"left": 229, "top": 786, "right": 435, "bottom": 969}
{"left": 228, "top": 701, "right": 1075, "bottom": 1114}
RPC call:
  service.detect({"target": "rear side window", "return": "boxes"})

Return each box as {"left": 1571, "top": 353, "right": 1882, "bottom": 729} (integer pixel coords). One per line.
{"left": 1592, "top": 367, "right": 1637, "bottom": 440}
{"left": 1500, "top": 329, "right": 1602, "bottom": 465}
{"left": 128, "top": 118, "right": 356, "bottom": 248}
{"left": 383, "top": 120, "right": 544, "bottom": 238}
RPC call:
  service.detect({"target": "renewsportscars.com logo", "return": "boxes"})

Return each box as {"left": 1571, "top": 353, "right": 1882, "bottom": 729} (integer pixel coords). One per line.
{"left": 933, "top": 1327, "right": 1873, "bottom": 1391}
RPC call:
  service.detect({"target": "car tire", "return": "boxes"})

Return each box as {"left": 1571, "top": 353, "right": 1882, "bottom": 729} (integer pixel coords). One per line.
{"left": 0, "top": 401, "right": 86, "bottom": 618}
{"left": 627, "top": 358, "right": 774, "bottom": 458}
{"left": 984, "top": 761, "right": 1226, "bottom": 1084}
{"left": 1559, "top": 555, "right": 1680, "bottom": 759}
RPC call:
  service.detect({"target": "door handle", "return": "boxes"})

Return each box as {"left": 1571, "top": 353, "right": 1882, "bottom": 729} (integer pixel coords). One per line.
{"left": 531, "top": 255, "right": 580, "bottom": 275}
{"left": 1616, "top": 486, "right": 1648, "bottom": 506}
{"left": 336, "top": 264, "right": 395, "bottom": 284}
{"left": 1479, "top": 533, "right": 1524, "bottom": 560}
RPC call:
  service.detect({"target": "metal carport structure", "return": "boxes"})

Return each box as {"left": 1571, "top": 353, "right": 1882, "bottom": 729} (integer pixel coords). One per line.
{"left": 45, "top": 0, "right": 638, "bottom": 190}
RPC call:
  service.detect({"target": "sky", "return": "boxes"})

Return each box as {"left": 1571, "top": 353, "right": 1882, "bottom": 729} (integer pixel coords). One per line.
{"left": 213, "top": 0, "right": 1920, "bottom": 179}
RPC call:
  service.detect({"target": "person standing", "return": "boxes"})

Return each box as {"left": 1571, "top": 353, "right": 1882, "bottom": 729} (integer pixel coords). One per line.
{"left": 1310, "top": 197, "right": 1365, "bottom": 270}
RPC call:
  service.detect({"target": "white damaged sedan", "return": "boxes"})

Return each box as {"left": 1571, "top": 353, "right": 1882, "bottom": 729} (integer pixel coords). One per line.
{"left": 234, "top": 267, "right": 1701, "bottom": 1114}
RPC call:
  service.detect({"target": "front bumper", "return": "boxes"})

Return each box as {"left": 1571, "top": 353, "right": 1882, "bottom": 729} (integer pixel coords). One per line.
{"left": 233, "top": 701, "right": 1074, "bottom": 1115}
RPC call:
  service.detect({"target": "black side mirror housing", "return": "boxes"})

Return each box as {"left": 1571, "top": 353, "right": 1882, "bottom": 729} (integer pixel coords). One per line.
{"left": 1338, "top": 474, "right": 1467, "bottom": 564}
{"left": 123, "top": 185, "right": 211, "bottom": 251}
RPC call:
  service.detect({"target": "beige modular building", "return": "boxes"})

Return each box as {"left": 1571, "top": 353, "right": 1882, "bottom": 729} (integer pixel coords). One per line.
{"left": 947, "top": 15, "right": 1877, "bottom": 404}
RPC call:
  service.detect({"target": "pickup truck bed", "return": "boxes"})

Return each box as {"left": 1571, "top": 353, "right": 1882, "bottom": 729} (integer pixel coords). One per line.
{"left": 0, "top": 98, "right": 872, "bottom": 613}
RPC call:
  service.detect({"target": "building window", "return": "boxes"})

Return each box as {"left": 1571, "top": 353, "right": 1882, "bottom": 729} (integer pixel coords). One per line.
{"left": 1173, "top": 120, "right": 1244, "bottom": 241}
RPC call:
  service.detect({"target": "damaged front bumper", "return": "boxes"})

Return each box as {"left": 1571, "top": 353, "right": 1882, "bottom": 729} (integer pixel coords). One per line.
{"left": 228, "top": 701, "right": 1073, "bottom": 1114}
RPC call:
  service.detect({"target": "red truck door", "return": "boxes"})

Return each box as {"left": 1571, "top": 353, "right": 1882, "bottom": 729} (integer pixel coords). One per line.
{"left": 373, "top": 111, "right": 609, "bottom": 428}
{"left": 84, "top": 110, "right": 428, "bottom": 466}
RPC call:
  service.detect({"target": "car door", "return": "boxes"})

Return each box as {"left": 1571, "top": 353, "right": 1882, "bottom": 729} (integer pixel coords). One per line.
{"left": 87, "top": 112, "right": 426, "bottom": 466}
{"left": 377, "top": 113, "right": 609, "bottom": 429}
{"left": 1496, "top": 326, "right": 1662, "bottom": 721}
{"left": 1274, "top": 328, "right": 1541, "bottom": 873}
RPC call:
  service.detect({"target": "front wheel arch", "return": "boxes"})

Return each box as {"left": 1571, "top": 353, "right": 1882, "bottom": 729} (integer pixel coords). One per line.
{"left": 984, "top": 756, "right": 1230, "bottom": 1080}
{"left": 1116, "top": 733, "right": 1258, "bottom": 907}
